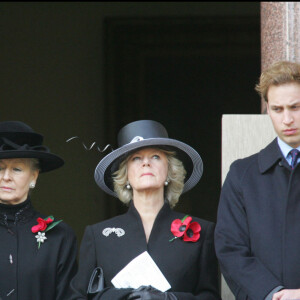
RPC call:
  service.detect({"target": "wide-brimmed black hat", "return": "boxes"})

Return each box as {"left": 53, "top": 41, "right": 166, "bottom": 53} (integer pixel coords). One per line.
{"left": 0, "top": 121, "right": 64, "bottom": 172}
{"left": 94, "top": 120, "right": 203, "bottom": 197}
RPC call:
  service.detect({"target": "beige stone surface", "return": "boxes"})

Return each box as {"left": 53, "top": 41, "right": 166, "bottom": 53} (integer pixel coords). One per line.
{"left": 220, "top": 114, "right": 276, "bottom": 299}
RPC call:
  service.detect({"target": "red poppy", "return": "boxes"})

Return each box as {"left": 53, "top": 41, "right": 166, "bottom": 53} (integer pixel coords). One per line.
{"left": 31, "top": 217, "right": 53, "bottom": 233}
{"left": 170, "top": 215, "right": 201, "bottom": 242}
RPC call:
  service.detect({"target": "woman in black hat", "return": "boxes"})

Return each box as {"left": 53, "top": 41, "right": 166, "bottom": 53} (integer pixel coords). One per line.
{"left": 0, "top": 121, "right": 77, "bottom": 300}
{"left": 71, "top": 120, "right": 221, "bottom": 300}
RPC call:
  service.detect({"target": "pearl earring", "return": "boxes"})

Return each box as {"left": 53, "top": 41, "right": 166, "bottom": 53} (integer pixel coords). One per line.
{"left": 126, "top": 182, "right": 131, "bottom": 190}
{"left": 164, "top": 180, "right": 169, "bottom": 186}
{"left": 29, "top": 182, "right": 35, "bottom": 189}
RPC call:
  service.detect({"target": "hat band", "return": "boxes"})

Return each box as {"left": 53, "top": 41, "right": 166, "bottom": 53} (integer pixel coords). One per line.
{"left": 0, "top": 137, "right": 49, "bottom": 153}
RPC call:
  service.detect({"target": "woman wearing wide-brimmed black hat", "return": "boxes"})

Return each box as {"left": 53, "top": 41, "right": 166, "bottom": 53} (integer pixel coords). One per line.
{"left": 0, "top": 121, "right": 77, "bottom": 300}
{"left": 71, "top": 120, "right": 221, "bottom": 300}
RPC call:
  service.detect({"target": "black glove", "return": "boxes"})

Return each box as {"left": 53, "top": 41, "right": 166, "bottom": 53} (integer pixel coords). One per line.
{"left": 127, "top": 285, "right": 177, "bottom": 300}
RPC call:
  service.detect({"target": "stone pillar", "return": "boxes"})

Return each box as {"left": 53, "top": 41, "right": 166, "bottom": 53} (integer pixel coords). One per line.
{"left": 261, "top": 2, "right": 300, "bottom": 113}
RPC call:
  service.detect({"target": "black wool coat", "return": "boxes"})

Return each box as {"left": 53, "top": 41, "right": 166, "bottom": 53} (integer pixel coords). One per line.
{"left": 70, "top": 201, "right": 221, "bottom": 300}
{"left": 215, "top": 138, "right": 300, "bottom": 300}
{"left": 0, "top": 198, "right": 78, "bottom": 300}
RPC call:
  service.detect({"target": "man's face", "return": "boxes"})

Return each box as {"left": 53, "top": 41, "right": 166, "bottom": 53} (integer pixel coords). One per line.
{"left": 267, "top": 82, "right": 300, "bottom": 148}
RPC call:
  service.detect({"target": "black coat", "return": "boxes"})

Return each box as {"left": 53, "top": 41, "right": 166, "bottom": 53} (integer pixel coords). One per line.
{"left": 71, "top": 201, "right": 221, "bottom": 300}
{"left": 215, "top": 139, "right": 300, "bottom": 300}
{"left": 0, "top": 198, "right": 78, "bottom": 300}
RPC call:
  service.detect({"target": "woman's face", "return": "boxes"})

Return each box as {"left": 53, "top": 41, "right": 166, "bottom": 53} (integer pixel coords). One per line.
{"left": 0, "top": 158, "right": 39, "bottom": 205}
{"left": 127, "top": 148, "right": 168, "bottom": 194}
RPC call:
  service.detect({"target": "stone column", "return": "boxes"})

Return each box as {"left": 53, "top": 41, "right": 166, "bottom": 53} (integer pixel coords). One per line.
{"left": 261, "top": 2, "right": 300, "bottom": 113}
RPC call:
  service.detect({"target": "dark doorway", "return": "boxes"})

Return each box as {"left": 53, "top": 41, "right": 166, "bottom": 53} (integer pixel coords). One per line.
{"left": 103, "top": 16, "right": 260, "bottom": 221}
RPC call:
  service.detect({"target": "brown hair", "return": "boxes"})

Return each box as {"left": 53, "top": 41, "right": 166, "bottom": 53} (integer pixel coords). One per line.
{"left": 255, "top": 61, "right": 300, "bottom": 102}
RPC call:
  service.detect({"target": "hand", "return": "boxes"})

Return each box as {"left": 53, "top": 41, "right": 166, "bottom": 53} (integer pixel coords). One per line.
{"left": 127, "top": 286, "right": 177, "bottom": 300}
{"left": 272, "top": 289, "right": 300, "bottom": 300}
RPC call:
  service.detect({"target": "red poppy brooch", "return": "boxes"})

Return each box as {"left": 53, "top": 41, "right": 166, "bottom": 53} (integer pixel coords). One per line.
{"left": 169, "top": 215, "right": 201, "bottom": 242}
{"left": 31, "top": 216, "right": 62, "bottom": 249}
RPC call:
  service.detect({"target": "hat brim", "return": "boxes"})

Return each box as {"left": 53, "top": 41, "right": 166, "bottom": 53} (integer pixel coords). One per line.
{"left": 0, "top": 150, "right": 64, "bottom": 172}
{"left": 94, "top": 138, "right": 203, "bottom": 197}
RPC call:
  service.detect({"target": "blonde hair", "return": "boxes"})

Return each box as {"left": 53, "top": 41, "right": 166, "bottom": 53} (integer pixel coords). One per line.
{"left": 0, "top": 158, "right": 40, "bottom": 171}
{"left": 113, "top": 148, "right": 186, "bottom": 208}
{"left": 255, "top": 61, "right": 300, "bottom": 102}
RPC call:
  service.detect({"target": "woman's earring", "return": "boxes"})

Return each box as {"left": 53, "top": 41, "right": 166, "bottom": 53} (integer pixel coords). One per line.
{"left": 126, "top": 182, "right": 131, "bottom": 190}
{"left": 164, "top": 180, "right": 169, "bottom": 186}
{"left": 29, "top": 182, "right": 35, "bottom": 189}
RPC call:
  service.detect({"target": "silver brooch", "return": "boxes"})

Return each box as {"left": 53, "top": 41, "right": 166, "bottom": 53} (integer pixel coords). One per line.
{"left": 130, "top": 136, "right": 144, "bottom": 143}
{"left": 102, "top": 227, "right": 125, "bottom": 237}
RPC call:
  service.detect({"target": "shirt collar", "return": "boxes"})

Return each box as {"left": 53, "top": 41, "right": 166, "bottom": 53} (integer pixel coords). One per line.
{"left": 127, "top": 200, "right": 171, "bottom": 220}
{"left": 277, "top": 137, "right": 300, "bottom": 164}
{"left": 277, "top": 137, "right": 299, "bottom": 157}
{"left": 0, "top": 197, "right": 35, "bottom": 225}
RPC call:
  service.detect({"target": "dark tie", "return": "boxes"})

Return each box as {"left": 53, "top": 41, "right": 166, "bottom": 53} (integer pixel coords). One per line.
{"left": 290, "top": 149, "right": 300, "bottom": 169}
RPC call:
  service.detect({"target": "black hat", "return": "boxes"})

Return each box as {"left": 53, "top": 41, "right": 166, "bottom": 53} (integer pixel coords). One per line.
{"left": 94, "top": 120, "right": 203, "bottom": 197}
{"left": 0, "top": 121, "right": 64, "bottom": 172}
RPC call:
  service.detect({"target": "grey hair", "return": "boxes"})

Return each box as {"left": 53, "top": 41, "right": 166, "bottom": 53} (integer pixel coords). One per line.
{"left": 29, "top": 158, "right": 41, "bottom": 171}
{"left": 112, "top": 148, "right": 186, "bottom": 208}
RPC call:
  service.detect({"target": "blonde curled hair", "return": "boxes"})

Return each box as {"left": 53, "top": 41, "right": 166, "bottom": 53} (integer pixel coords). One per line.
{"left": 112, "top": 148, "right": 186, "bottom": 208}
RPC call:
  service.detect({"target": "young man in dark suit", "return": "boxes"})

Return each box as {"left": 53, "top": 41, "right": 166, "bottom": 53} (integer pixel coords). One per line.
{"left": 215, "top": 61, "right": 300, "bottom": 300}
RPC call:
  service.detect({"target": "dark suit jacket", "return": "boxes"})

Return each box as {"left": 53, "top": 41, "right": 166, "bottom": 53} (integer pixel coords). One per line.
{"left": 215, "top": 138, "right": 300, "bottom": 300}
{"left": 71, "top": 201, "right": 221, "bottom": 300}
{"left": 0, "top": 199, "right": 78, "bottom": 300}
